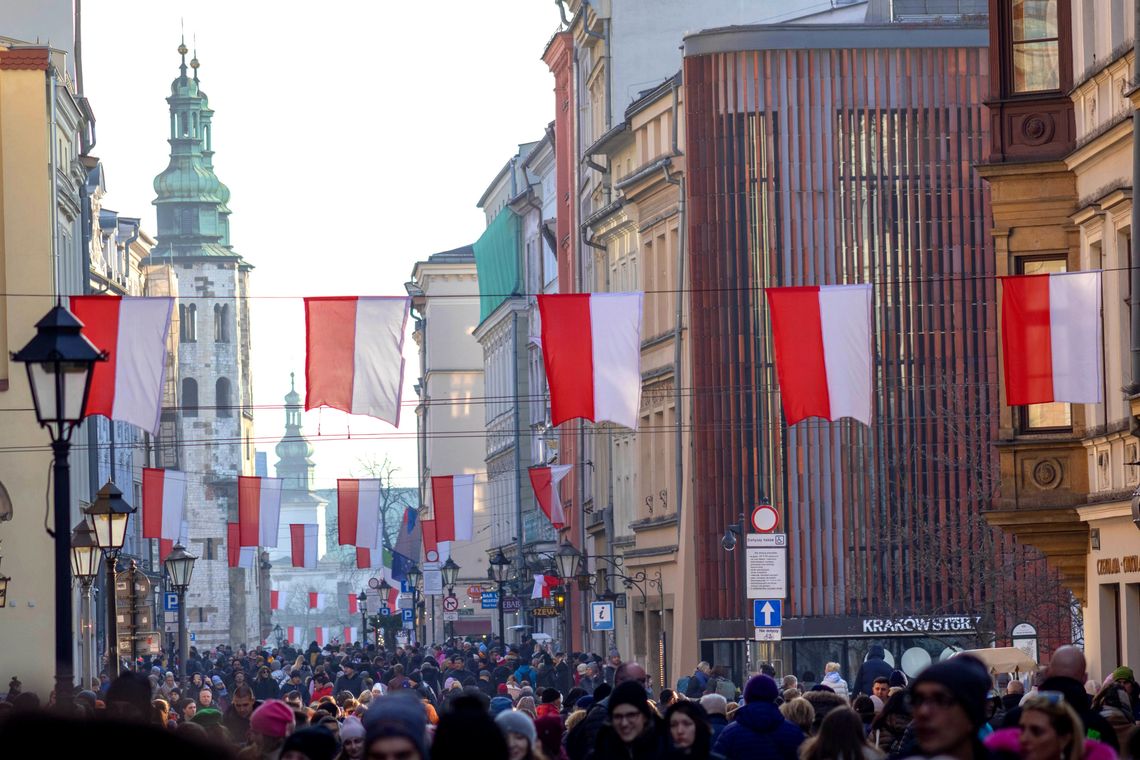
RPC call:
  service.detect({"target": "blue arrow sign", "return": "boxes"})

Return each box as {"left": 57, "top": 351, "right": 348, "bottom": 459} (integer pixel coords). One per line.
{"left": 753, "top": 599, "right": 782, "bottom": 628}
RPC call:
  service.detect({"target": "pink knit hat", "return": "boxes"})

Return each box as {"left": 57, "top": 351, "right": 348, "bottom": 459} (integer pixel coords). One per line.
{"left": 250, "top": 699, "right": 295, "bottom": 738}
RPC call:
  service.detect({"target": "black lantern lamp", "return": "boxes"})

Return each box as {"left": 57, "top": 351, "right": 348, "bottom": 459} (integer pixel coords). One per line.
{"left": 70, "top": 520, "right": 101, "bottom": 581}
{"left": 441, "top": 557, "right": 460, "bottom": 590}
{"left": 86, "top": 482, "right": 136, "bottom": 552}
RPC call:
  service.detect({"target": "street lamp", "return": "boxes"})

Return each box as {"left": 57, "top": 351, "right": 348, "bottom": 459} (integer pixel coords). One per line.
{"left": 86, "top": 481, "right": 136, "bottom": 678}
{"left": 163, "top": 542, "right": 196, "bottom": 690}
{"left": 358, "top": 591, "right": 368, "bottom": 643}
{"left": 12, "top": 303, "right": 106, "bottom": 708}
{"left": 273, "top": 623, "right": 284, "bottom": 649}
{"left": 489, "top": 549, "right": 512, "bottom": 644}
{"left": 405, "top": 563, "right": 422, "bottom": 645}
{"left": 441, "top": 557, "right": 460, "bottom": 641}
{"left": 554, "top": 542, "right": 580, "bottom": 581}
{"left": 70, "top": 520, "right": 101, "bottom": 689}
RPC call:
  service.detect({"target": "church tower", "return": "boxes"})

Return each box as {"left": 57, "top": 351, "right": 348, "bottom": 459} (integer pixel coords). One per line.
{"left": 146, "top": 40, "right": 259, "bottom": 647}
{"left": 272, "top": 373, "right": 327, "bottom": 564}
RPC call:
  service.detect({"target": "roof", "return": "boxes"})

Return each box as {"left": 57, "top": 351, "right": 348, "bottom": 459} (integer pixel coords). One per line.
{"left": 683, "top": 22, "right": 987, "bottom": 57}
{"left": 427, "top": 244, "right": 475, "bottom": 263}
{"left": 624, "top": 71, "right": 682, "bottom": 122}
{"left": 0, "top": 47, "right": 50, "bottom": 70}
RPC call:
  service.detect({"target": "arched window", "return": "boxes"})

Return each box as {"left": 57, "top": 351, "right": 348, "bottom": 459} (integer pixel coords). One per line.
{"left": 180, "top": 303, "right": 198, "bottom": 342}
{"left": 214, "top": 303, "right": 230, "bottom": 343}
{"left": 182, "top": 377, "right": 198, "bottom": 417}
{"left": 216, "top": 377, "right": 233, "bottom": 418}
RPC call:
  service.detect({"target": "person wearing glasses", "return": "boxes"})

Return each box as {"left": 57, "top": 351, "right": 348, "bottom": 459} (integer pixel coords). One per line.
{"left": 907, "top": 656, "right": 992, "bottom": 760}
{"left": 588, "top": 680, "right": 666, "bottom": 760}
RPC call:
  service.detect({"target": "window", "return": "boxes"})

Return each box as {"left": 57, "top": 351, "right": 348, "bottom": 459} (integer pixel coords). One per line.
{"left": 1019, "top": 257, "right": 1071, "bottom": 430}
{"left": 182, "top": 378, "right": 198, "bottom": 417}
{"left": 1011, "top": 0, "right": 1060, "bottom": 92}
{"left": 216, "top": 377, "right": 233, "bottom": 418}
{"left": 180, "top": 303, "right": 197, "bottom": 342}
{"left": 214, "top": 303, "right": 230, "bottom": 343}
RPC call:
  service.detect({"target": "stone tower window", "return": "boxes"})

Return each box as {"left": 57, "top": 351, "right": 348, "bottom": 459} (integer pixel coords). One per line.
{"left": 214, "top": 303, "right": 230, "bottom": 343}
{"left": 180, "top": 303, "right": 198, "bottom": 342}
{"left": 182, "top": 377, "right": 198, "bottom": 417}
{"left": 216, "top": 377, "right": 233, "bottom": 418}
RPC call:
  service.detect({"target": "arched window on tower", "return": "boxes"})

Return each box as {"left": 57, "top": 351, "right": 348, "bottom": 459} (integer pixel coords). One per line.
{"left": 214, "top": 303, "right": 230, "bottom": 343}
{"left": 180, "top": 303, "right": 198, "bottom": 342}
{"left": 182, "top": 378, "right": 198, "bottom": 417}
{"left": 216, "top": 377, "right": 233, "bottom": 418}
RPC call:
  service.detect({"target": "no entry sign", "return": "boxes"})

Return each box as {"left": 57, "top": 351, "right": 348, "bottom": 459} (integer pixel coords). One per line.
{"left": 751, "top": 503, "right": 779, "bottom": 533}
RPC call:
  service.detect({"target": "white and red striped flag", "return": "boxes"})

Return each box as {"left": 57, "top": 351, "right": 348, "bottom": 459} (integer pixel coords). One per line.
{"left": 529, "top": 465, "right": 572, "bottom": 529}
{"left": 307, "top": 591, "right": 328, "bottom": 610}
{"left": 1000, "top": 271, "right": 1102, "bottom": 405}
{"left": 158, "top": 519, "right": 188, "bottom": 564}
{"left": 290, "top": 524, "right": 319, "bottom": 569}
{"left": 71, "top": 295, "right": 173, "bottom": 434}
{"left": 227, "top": 522, "right": 256, "bottom": 569}
{"left": 337, "top": 479, "right": 381, "bottom": 549}
{"left": 387, "top": 586, "right": 399, "bottom": 611}
{"left": 305, "top": 296, "right": 410, "bottom": 426}
{"left": 766, "top": 285, "right": 873, "bottom": 426}
{"left": 356, "top": 547, "right": 373, "bottom": 570}
{"left": 142, "top": 468, "right": 186, "bottom": 540}
{"left": 315, "top": 626, "right": 332, "bottom": 647}
{"left": 286, "top": 626, "right": 303, "bottom": 644}
{"left": 422, "top": 519, "right": 440, "bottom": 564}
{"left": 537, "top": 293, "right": 643, "bottom": 429}
{"left": 431, "top": 475, "right": 475, "bottom": 542}
{"left": 531, "top": 574, "right": 561, "bottom": 600}
{"left": 270, "top": 590, "right": 289, "bottom": 611}
{"left": 238, "top": 476, "right": 283, "bottom": 547}
{"left": 343, "top": 626, "right": 359, "bottom": 644}
{"left": 347, "top": 594, "right": 359, "bottom": 615}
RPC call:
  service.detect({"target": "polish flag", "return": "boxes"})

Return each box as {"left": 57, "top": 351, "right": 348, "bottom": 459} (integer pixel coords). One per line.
{"left": 344, "top": 626, "right": 359, "bottom": 644}
{"left": 315, "top": 626, "right": 332, "bottom": 647}
{"left": 286, "top": 626, "right": 303, "bottom": 644}
{"left": 291, "top": 524, "right": 319, "bottom": 569}
{"left": 531, "top": 574, "right": 561, "bottom": 600}
{"left": 529, "top": 465, "right": 572, "bottom": 529}
{"left": 307, "top": 591, "right": 328, "bottom": 610}
{"left": 431, "top": 475, "right": 475, "bottom": 542}
{"left": 1000, "top": 271, "right": 1102, "bottom": 405}
{"left": 227, "top": 522, "right": 257, "bottom": 569}
{"left": 387, "top": 586, "right": 400, "bottom": 611}
{"left": 537, "top": 293, "right": 643, "bottom": 429}
{"left": 422, "top": 519, "right": 440, "bottom": 564}
{"left": 356, "top": 547, "right": 373, "bottom": 570}
{"left": 337, "top": 479, "right": 381, "bottom": 549}
{"left": 158, "top": 518, "right": 187, "bottom": 564}
{"left": 270, "top": 590, "right": 288, "bottom": 611}
{"left": 238, "top": 476, "right": 283, "bottom": 548}
{"left": 71, "top": 295, "right": 173, "bottom": 434}
{"left": 765, "top": 285, "right": 873, "bottom": 426}
{"left": 347, "top": 594, "right": 359, "bottom": 615}
{"left": 305, "top": 296, "right": 410, "bottom": 426}
{"left": 142, "top": 468, "right": 187, "bottom": 540}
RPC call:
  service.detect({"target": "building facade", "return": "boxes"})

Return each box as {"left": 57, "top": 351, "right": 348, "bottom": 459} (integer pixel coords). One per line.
{"left": 979, "top": 0, "right": 1140, "bottom": 680}
{"left": 144, "top": 44, "right": 260, "bottom": 648}
{"left": 682, "top": 13, "right": 1069, "bottom": 683}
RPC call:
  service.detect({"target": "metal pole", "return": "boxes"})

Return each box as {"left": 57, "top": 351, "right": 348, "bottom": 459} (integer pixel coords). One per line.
{"left": 129, "top": 562, "right": 139, "bottom": 672}
{"left": 498, "top": 580, "right": 506, "bottom": 646}
{"left": 79, "top": 578, "right": 93, "bottom": 690}
{"left": 51, "top": 439, "right": 75, "bottom": 711}
{"left": 1131, "top": 0, "right": 1140, "bottom": 389}
{"left": 739, "top": 512, "right": 751, "bottom": 681}
{"left": 177, "top": 588, "right": 188, "bottom": 691}
{"left": 104, "top": 551, "right": 119, "bottom": 676}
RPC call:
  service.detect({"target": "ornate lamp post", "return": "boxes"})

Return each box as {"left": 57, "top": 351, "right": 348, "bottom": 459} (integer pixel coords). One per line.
{"left": 86, "top": 482, "right": 136, "bottom": 678}
{"left": 405, "top": 562, "right": 422, "bottom": 644}
{"left": 163, "top": 542, "right": 196, "bottom": 690}
{"left": 358, "top": 591, "right": 368, "bottom": 643}
{"left": 488, "top": 549, "right": 512, "bottom": 645}
{"left": 12, "top": 303, "right": 106, "bottom": 708}
{"left": 70, "top": 520, "right": 101, "bottom": 689}
{"left": 273, "top": 623, "right": 284, "bottom": 649}
{"left": 441, "top": 557, "right": 459, "bottom": 641}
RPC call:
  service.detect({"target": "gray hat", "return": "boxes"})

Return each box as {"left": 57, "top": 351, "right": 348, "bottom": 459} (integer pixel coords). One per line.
{"left": 364, "top": 695, "right": 428, "bottom": 759}
{"left": 496, "top": 709, "right": 537, "bottom": 745}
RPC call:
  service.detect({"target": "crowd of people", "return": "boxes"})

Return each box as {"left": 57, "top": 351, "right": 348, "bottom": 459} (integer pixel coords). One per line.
{"left": 0, "top": 638, "right": 1137, "bottom": 760}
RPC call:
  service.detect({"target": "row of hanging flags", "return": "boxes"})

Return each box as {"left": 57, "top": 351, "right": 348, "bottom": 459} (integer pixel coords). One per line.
{"left": 276, "top": 626, "right": 357, "bottom": 647}
{"left": 81, "top": 273, "right": 1104, "bottom": 577}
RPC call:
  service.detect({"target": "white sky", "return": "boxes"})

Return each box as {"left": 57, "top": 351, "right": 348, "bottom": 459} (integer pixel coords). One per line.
{"left": 79, "top": 1, "right": 560, "bottom": 489}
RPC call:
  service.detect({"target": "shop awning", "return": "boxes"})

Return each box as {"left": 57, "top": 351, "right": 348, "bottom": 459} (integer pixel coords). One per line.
{"left": 953, "top": 647, "right": 1038, "bottom": 673}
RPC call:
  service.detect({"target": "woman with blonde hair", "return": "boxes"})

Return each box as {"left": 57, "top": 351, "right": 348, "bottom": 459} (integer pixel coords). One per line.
{"left": 821, "top": 662, "right": 850, "bottom": 701}
{"left": 1019, "top": 694, "right": 1085, "bottom": 760}
{"left": 780, "top": 696, "right": 816, "bottom": 736}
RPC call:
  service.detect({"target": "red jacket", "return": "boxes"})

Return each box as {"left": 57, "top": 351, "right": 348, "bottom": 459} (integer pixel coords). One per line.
{"left": 310, "top": 683, "right": 333, "bottom": 704}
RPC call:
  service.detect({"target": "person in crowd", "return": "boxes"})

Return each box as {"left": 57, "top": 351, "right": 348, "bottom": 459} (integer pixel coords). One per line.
{"left": 180, "top": 699, "right": 198, "bottom": 723}
{"left": 566, "top": 662, "right": 647, "bottom": 760}
{"left": 362, "top": 693, "right": 430, "bottom": 760}
{"left": 224, "top": 685, "right": 257, "bottom": 743}
{"left": 804, "top": 685, "right": 849, "bottom": 733}
{"left": 686, "top": 662, "right": 713, "bottom": 699}
{"left": 1018, "top": 694, "right": 1088, "bottom": 760}
{"left": 310, "top": 672, "right": 334, "bottom": 704}
{"left": 852, "top": 696, "right": 876, "bottom": 733}
{"left": 799, "top": 706, "right": 883, "bottom": 760}
{"left": 1002, "top": 680, "right": 1025, "bottom": 713}
{"left": 1091, "top": 680, "right": 1135, "bottom": 747}
{"left": 279, "top": 725, "right": 338, "bottom": 760}
{"left": 577, "top": 663, "right": 597, "bottom": 695}
{"left": 700, "top": 694, "right": 730, "bottom": 743}
{"left": 588, "top": 680, "right": 665, "bottom": 760}
{"left": 537, "top": 688, "right": 562, "bottom": 719}
{"left": 706, "top": 666, "right": 737, "bottom": 701}
{"left": 553, "top": 652, "right": 573, "bottom": 698}
{"left": 867, "top": 690, "right": 909, "bottom": 755}
{"left": 871, "top": 678, "right": 890, "bottom": 702}
{"left": 535, "top": 713, "right": 568, "bottom": 760}
{"left": 908, "top": 656, "right": 993, "bottom": 760}
{"left": 713, "top": 675, "right": 804, "bottom": 760}
{"left": 779, "top": 696, "right": 816, "bottom": 737}
{"left": 517, "top": 695, "right": 538, "bottom": 720}
{"left": 433, "top": 693, "right": 509, "bottom": 760}
{"left": 497, "top": 709, "right": 546, "bottom": 760}
{"left": 853, "top": 647, "right": 894, "bottom": 698}
{"left": 664, "top": 699, "right": 723, "bottom": 759}
{"left": 822, "top": 663, "right": 850, "bottom": 701}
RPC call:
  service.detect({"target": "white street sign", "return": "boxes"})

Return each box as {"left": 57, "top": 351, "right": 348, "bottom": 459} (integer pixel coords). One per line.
{"left": 443, "top": 611, "right": 458, "bottom": 622}
{"left": 755, "top": 627, "right": 782, "bottom": 641}
{"left": 746, "top": 545, "right": 787, "bottom": 599}
{"left": 747, "top": 533, "right": 787, "bottom": 548}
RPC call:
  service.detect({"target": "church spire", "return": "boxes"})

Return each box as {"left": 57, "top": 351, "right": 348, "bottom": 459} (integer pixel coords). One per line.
{"left": 276, "top": 372, "right": 315, "bottom": 491}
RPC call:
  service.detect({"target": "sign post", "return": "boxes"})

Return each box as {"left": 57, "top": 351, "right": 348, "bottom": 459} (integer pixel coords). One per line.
{"left": 746, "top": 534, "right": 787, "bottom": 599}
{"left": 590, "top": 601, "right": 615, "bottom": 631}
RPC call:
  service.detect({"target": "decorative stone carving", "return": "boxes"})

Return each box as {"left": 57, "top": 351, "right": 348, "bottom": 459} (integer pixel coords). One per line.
{"left": 1020, "top": 112, "right": 1055, "bottom": 146}
{"left": 1031, "top": 458, "right": 1063, "bottom": 490}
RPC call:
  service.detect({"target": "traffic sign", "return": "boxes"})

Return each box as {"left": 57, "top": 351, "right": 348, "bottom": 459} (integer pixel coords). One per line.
{"left": 751, "top": 503, "right": 780, "bottom": 533}
{"left": 481, "top": 592, "right": 499, "bottom": 609}
{"left": 443, "top": 595, "right": 459, "bottom": 612}
{"left": 746, "top": 539, "right": 787, "bottom": 599}
{"left": 163, "top": 592, "right": 179, "bottom": 612}
{"left": 443, "top": 611, "right": 459, "bottom": 621}
{"left": 591, "top": 601, "right": 615, "bottom": 631}
{"left": 401, "top": 609, "right": 414, "bottom": 623}
{"left": 753, "top": 599, "right": 782, "bottom": 627}
{"left": 380, "top": 607, "right": 392, "bottom": 616}
{"left": 755, "top": 627, "right": 782, "bottom": 641}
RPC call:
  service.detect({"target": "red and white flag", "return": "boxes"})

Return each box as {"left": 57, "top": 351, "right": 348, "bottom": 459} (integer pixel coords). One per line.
{"left": 529, "top": 465, "right": 572, "bottom": 529}
{"left": 1001, "top": 271, "right": 1102, "bottom": 405}
{"left": 531, "top": 574, "right": 561, "bottom": 600}
{"left": 238, "top": 476, "right": 283, "bottom": 548}
{"left": 343, "top": 626, "right": 359, "bottom": 643}
{"left": 142, "top": 468, "right": 186, "bottom": 540}
{"left": 71, "top": 295, "right": 173, "bottom": 434}
{"left": 290, "top": 524, "right": 319, "bottom": 569}
{"left": 158, "top": 518, "right": 188, "bottom": 564}
{"left": 422, "top": 519, "right": 440, "bottom": 564}
{"left": 315, "top": 626, "right": 332, "bottom": 647}
{"left": 227, "top": 522, "right": 256, "bottom": 569}
{"left": 305, "top": 296, "right": 410, "bottom": 426}
{"left": 766, "top": 285, "right": 873, "bottom": 426}
{"left": 307, "top": 591, "right": 328, "bottom": 610}
{"left": 431, "top": 475, "right": 475, "bottom": 542}
{"left": 270, "top": 590, "right": 288, "bottom": 611}
{"left": 537, "top": 293, "right": 643, "bottom": 429}
{"left": 337, "top": 479, "right": 382, "bottom": 549}
{"left": 356, "top": 547, "right": 373, "bottom": 570}
{"left": 347, "top": 594, "right": 359, "bottom": 615}
{"left": 286, "top": 626, "right": 303, "bottom": 644}
{"left": 387, "top": 586, "right": 399, "bottom": 611}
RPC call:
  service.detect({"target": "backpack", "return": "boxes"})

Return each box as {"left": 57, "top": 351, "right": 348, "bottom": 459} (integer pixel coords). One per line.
{"left": 677, "top": 675, "right": 691, "bottom": 696}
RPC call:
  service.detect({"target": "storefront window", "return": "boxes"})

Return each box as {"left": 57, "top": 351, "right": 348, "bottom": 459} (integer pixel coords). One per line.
{"left": 1018, "top": 257, "right": 1072, "bottom": 430}
{"left": 1011, "top": 0, "right": 1060, "bottom": 92}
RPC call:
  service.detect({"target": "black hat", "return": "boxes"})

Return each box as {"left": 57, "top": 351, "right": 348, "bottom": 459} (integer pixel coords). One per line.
{"left": 541, "top": 688, "right": 561, "bottom": 704}
{"left": 911, "top": 657, "right": 990, "bottom": 729}
{"left": 608, "top": 681, "right": 652, "bottom": 719}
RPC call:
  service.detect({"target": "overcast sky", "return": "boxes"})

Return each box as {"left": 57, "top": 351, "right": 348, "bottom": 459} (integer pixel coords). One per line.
{"left": 77, "top": 1, "right": 559, "bottom": 487}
